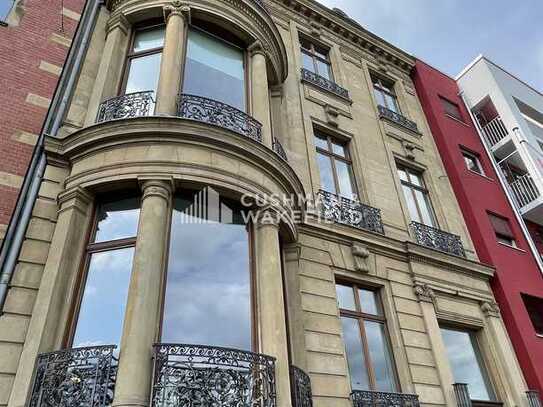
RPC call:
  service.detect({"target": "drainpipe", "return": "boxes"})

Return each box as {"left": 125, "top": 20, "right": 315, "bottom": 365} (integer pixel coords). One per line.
{"left": 458, "top": 90, "right": 543, "bottom": 276}
{"left": 0, "top": 0, "right": 103, "bottom": 313}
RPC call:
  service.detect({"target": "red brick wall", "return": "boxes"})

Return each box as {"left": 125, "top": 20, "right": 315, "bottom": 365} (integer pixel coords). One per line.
{"left": 0, "top": 0, "right": 85, "bottom": 234}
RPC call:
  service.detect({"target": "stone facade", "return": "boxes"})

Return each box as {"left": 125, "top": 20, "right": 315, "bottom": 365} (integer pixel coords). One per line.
{"left": 0, "top": 1, "right": 531, "bottom": 407}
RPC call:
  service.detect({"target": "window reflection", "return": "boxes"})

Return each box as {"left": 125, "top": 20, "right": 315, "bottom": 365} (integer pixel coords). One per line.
{"left": 162, "top": 190, "right": 252, "bottom": 350}
{"left": 95, "top": 197, "right": 140, "bottom": 243}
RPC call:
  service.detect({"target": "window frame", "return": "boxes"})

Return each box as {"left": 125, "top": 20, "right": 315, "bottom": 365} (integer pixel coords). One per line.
{"left": 300, "top": 36, "right": 333, "bottom": 81}
{"left": 397, "top": 165, "right": 437, "bottom": 227}
{"left": 487, "top": 212, "right": 517, "bottom": 248}
{"left": 461, "top": 149, "right": 485, "bottom": 176}
{"left": 521, "top": 294, "right": 543, "bottom": 337}
{"left": 371, "top": 73, "right": 400, "bottom": 113}
{"left": 440, "top": 96, "right": 464, "bottom": 122}
{"left": 336, "top": 282, "right": 399, "bottom": 392}
{"left": 314, "top": 130, "right": 358, "bottom": 200}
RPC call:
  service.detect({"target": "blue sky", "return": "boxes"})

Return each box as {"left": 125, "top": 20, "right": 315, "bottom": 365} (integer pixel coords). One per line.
{"left": 317, "top": 0, "right": 543, "bottom": 91}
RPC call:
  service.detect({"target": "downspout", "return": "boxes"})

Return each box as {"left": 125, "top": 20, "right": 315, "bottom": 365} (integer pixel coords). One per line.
{"left": 459, "top": 90, "right": 543, "bottom": 276}
{"left": 0, "top": 0, "right": 103, "bottom": 313}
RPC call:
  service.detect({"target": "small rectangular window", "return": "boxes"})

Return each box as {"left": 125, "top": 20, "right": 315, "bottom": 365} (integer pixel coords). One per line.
{"left": 488, "top": 213, "right": 516, "bottom": 247}
{"left": 522, "top": 294, "right": 543, "bottom": 336}
{"left": 462, "top": 150, "right": 484, "bottom": 175}
{"left": 440, "top": 96, "right": 464, "bottom": 121}
{"left": 372, "top": 74, "right": 400, "bottom": 113}
{"left": 300, "top": 36, "right": 332, "bottom": 80}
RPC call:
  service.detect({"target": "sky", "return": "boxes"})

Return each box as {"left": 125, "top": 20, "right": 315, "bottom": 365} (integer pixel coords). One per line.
{"left": 317, "top": 0, "right": 543, "bottom": 91}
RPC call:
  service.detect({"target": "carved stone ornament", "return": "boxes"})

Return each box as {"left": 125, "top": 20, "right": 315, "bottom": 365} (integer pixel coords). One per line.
{"left": 480, "top": 301, "right": 501, "bottom": 318}
{"left": 352, "top": 243, "right": 370, "bottom": 273}
{"left": 163, "top": 1, "right": 190, "bottom": 23}
{"left": 403, "top": 141, "right": 416, "bottom": 160}
{"left": 324, "top": 104, "right": 339, "bottom": 127}
{"left": 309, "top": 21, "right": 322, "bottom": 37}
{"left": 413, "top": 283, "right": 435, "bottom": 303}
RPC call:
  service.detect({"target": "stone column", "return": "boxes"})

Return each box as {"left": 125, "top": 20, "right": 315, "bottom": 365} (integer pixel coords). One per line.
{"left": 85, "top": 13, "right": 131, "bottom": 126}
{"left": 255, "top": 208, "right": 292, "bottom": 407}
{"left": 112, "top": 179, "right": 173, "bottom": 407}
{"left": 250, "top": 42, "right": 273, "bottom": 148}
{"left": 154, "top": 2, "right": 189, "bottom": 116}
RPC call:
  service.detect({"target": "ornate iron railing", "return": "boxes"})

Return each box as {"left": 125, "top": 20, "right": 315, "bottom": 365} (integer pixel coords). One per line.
{"left": 377, "top": 105, "right": 419, "bottom": 133}
{"left": 272, "top": 136, "right": 288, "bottom": 161}
{"left": 527, "top": 391, "right": 542, "bottom": 407}
{"left": 291, "top": 366, "right": 313, "bottom": 407}
{"left": 317, "top": 190, "right": 385, "bottom": 234}
{"left": 301, "top": 68, "right": 350, "bottom": 100}
{"left": 411, "top": 221, "right": 465, "bottom": 257}
{"left": 96, "top": 91, "right": 154, "bottom": 123}
{"left": 178, "top": 94, "right": 262, "bottom": 142}
{"left": 351, "top": 390, "right": 420, "bottom": 407}
{"left": 152, "top": 343, "right": 276, "bottom": 407}
{"left": 29, "top": 345, "right": 117, "bottom": 407}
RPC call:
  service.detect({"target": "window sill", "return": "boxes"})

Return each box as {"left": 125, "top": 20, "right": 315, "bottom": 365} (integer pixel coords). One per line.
{"left": 536, "top": 333, "right": 543, "bottom": 338}
{"left": 467, "top": 169, "right": 494, "bottom": 182}
{"left": 445, "top": 113, "right": 470, "bottom": 127}
{"left": 497, "top": 242, "right": 525, "bottom": 253}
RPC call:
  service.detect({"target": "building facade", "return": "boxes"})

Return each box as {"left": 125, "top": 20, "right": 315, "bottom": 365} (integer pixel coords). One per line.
{"left": 413, "top": 59, "right": 543, "bottom": 397}
{"left": 0, "top": 2, "right": 534, "bottom": 407}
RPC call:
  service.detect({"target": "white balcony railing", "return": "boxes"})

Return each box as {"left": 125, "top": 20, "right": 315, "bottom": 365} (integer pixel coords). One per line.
{"left": 481, "top": 116, "right": 509, "bottom": 147}
{"left": 510, "top": 173, "right": 540, "bottom": 208}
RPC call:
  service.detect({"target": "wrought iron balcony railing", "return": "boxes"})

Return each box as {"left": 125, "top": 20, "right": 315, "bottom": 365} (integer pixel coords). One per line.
{"left": 29, "top": 345, "right": 117, "bottom": 407}
{"left": 527, "top": 390, "right": 542, "bottom": 407}
{"left": 318, "top": 190, "right": 385, "bottom": 234}
{"left": 96, "top": 91, "right": 154, "bottom": 123}
{"left": 152, "top": 343, "right": 276, "bottom": 407}
{"left": 351, "top": 390, "right": 421, "bottom": 407}
{"left": 377, "top": 105, "right": 419, "bottom": 133}
{"left": 301, "top": 68, "right": 350, "bottom": 101}
{"left": 291, "top": 366, "right": 313, "bottom": 407}
{"left": 411, "top": 221, "right": 465, "bottom": 257}
{"left": 178, "top": 94, "right": 262, "bottom": 143}
{"left": 272, "top": 136, "right": 288, "bottom": 161}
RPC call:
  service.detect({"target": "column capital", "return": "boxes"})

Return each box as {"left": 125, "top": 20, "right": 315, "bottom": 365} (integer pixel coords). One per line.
{"left": 249, "top": 40, "right": 267, "bottom": 58}
{"left": 255, "top": 206, "right": 281, "bottom": 228}
{"left": 57, "top": 186, "right": 94, "bottom": 215}
{"left": 413, "top": 282, "right": 436, "bottom": 304}
{"left": 163, "top": 1, "right": 190, "bottom": 23}
{"left": 138, "top": 177, "right": 174, "bottom": 201}
{"left": 480, "top": 300, "right": 501, "bottom": 318}
{"left": 106, "top": 12, "right": 130, "bottom": 35}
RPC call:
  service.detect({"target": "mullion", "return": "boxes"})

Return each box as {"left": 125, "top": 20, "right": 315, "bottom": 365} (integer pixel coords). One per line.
{"left": 353, "top": 286, "right": 378, "bottom": 390}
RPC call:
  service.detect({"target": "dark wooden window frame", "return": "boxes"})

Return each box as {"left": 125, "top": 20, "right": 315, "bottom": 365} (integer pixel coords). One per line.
{"left": 337, "top": 282, "right": 399, "bottom": 392}
{"left": 397, "top": 165, "right": 437, "bottom": 226}
{"left": 300, "top": 36, "right": 333, "bottom": 80}
{"left": 371, "top": 73, "right": 400, "bottom": 113}
{"left": 314, "top": 129, "right": 358, "bottom": 199}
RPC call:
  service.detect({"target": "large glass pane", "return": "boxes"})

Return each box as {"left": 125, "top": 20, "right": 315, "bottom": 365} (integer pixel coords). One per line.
{"left": 341, "top": 317, "right": 370, "bottom": 390}
{"left": 94, "top": 198, "right": 140, "bottom": 243}
{"left": 317, "top": 153, "right": 336, "bottom": 194}
{"left": 162, "top": 191, "right": 251, "bottom": 350}
{"left": 302, "top": 52, "right": 315, "bottom": 73}
{"left": 364, "top": 321, "right": 398, "bottom": 392}
{"left": 358, "top": 289, "right": 380, "bottom": 316}
{"left": 415, "top": 190, "right": 435, "bottom": 226}
{"left": 0, "top": 1, "right": 13, "bottom": 20}
{"left": 314, "top": 135, "right": 329, "bottom": 151}
{"left": 385, "top": 94, "right": 399, "bottom": 113}
{"left": 397, "top": 168, "right": 408, "bottom": 182}
{"left": 184, "top": 29, "right": 245, "bottom": 111}
{"left": 331, "top": 142, "right": 346, "bottom": 158}
{"left": 402, "top": 185, "right": 421, "bottom": 223}
{"left": 316, "top": 59, "right": 331, "bottom": 80}
{"left": 133, "top": 26, "right": 165, "bottom": 52}
{"left": 336, "top": 160, "right": 357, "bottom": 200}
{"left": 125, "top": 53, "right": 162, "bottom": 94}
{"left": 336, "top": 284, "right": 356, "bottom": 311}
{"left": 441, "top": 327, "right": 494, "bottom": 400}
{"left": 72, "top": 247, "right": 134, "bottom": 348}
{"left": 373, "top": 89, "right": 386, "bottom": 108}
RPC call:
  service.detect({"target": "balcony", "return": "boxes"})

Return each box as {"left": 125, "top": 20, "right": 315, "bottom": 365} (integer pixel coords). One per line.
{"left": 480, "top": 116, "right": 509, "bottom": 148}
{"left": 151, "top": 343, "right": 276, "bottom": 407}
{"left": 29, "top": 345, "right": 117, "bottom": 407}
{"left": 291, "top": 366, "right": 313, "bottom": 407}
{"left": 377, "top": 105, "right": 419, "bottom": 133}
{"left": 509, "top": 173, "right": 540, "bottom": 208}
{"left": 300, "top": 68, "right": 351, "bottom": 101}
{"left": 317, "top": 190, "right": 385, "bottom": 234}
{"left": 96, "top": 91, "right": 154, "bottom": 123}
{"left": 351, "top": 390, "right": 421, "bottom": 407}
{"left": 410, "top": 221, "right": 465, "bottom": 257}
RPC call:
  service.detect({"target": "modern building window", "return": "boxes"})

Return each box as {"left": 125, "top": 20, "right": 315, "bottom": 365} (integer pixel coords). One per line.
{"left": 488, "top": 213, "right": 516, "bottom": 247}
{"left": 521, "top": 294, "right": 543, "bottom": 336}
{"left": 123, "top": 24, "right": 165, "bottom": 96}
{"left": 0, "top": 1, "right": 13, "bottom": 22}
{"left": 336, "top": 283, "right": 398, "bottom": 392}
{"left": 162, "top": 189, "right": 253, "bottom": 350}
{"left": 372, "top": 74, "right": 400, "bottom": 113}
{"left": 462, "top": 150, "right": 485, "bottom": 175}
{"left": 71, "top": 197, "right": 140, "bottom": 348}
{"left": 300, "top": 36, "right": 332, "bottom": 80}
{"left": 183, "top": 26, "right": 246, "bottom": 111}
{"left": 397, "top": 166, "right": 436, "bottom": 226}
{"left": 314, "top": 131, "right": 357, "bottom": 200}
{"left": 440, "top": 327, "right": 495, "bottom": 401}
{"left": 440, "top": 96, "right": 464, "bottom": 121}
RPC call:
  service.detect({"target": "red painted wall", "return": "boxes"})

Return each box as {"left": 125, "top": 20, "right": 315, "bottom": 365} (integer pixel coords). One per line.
{"left": 0, "top": 0, "right": 84, "bottom": 232}
{"left": 412, "top": 60, "right": 543, "bottom": 395}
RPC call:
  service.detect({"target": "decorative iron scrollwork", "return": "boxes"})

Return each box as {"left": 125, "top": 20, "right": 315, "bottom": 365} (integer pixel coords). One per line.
{"left": 410, "top": 221, "right": 465, "bottom": 257}
{"left": 377, "top": 105, "right": 419, "bottom": 133}
{"left": 317, "top": 190, "right": 385, "bottom": 234}
{"left": 291, "top": 366, "right": 313, "bottom": 407}
{"left": 272, "top": 137, "right": 288, "bottom": 161}
{"left": 152, "top": 343, "right": 276, "bottom": 407}
{"left": 96, "top": 91, "right": 154, "bottom": 123}
{"left": 29, "top": 345, "right": 117, "bottom": 407}
{"left": 351, "top": 390, "right": 421, "bottom": 407}
{"left": 178, "top": 94, "right": 262, "bottom": 142}
{"left": 300, "top": 68, "right": 350, "bottom": 101}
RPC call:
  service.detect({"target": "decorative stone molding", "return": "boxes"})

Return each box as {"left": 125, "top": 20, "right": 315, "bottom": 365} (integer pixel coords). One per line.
{"left": 324, "top": 104, "right": 339, "bottom": 127}
{"left": 163, "top": 1, "right": 190, "bottom": 23}
{"left": 352, "top": 243, "right": 370, "bottom": 273}
{"left": 139, "top": 178, "right": 174, "bottom": 202}
{"left": 57, "top": 186, "right": 94, "bottom": 216}
{"left": 402, "top": 141, "right": 416, "bottom": 160}
{"left": 480, "top": 301, "right": 501, "bottom": 318}
{"left": 106, "top": 12, "right": 130, "bottom": 34}
{"left": 309, "top": 21, "right": 322, "bottom": 37}
{"left": 248, "top": 40, "right": 267, "bottom": 58}
{"left": 413, "top": 283, "right": 435, "bottom": 303}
